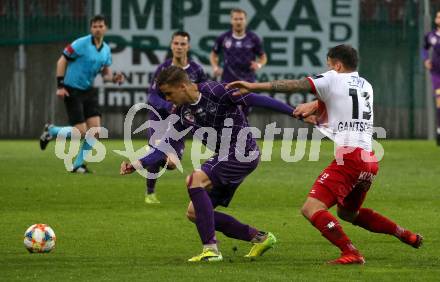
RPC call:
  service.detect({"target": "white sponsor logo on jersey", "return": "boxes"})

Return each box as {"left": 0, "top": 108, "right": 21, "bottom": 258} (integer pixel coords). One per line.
{"left": 225, "top": 39, "right": 232, "bottom": 49}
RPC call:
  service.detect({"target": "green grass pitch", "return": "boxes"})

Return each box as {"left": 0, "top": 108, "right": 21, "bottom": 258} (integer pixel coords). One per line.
{"left": 0, "top": 140, "right": 439, "bottom": 281}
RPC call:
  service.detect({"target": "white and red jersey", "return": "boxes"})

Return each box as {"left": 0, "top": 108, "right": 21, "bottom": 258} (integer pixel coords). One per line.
{"left": 307, "top": 70, "right": 374, "bottom": 151}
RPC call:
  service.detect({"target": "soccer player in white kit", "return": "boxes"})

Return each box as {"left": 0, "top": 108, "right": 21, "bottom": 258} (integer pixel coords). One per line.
{"left": 227, "top": 44, "right": 423, "bottom": 265}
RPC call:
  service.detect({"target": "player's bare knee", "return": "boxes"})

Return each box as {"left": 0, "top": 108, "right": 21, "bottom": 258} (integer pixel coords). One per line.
{"left": 186, "top": 210, "right": 196, "bottom": 222}
{"left": 301, "top": 197, "right": 328, "bottom": 220}
{"left": 166, "top": 164, "right": 176, "bottom": 170}
{"left": 186, "top": 170, "right": 208, "bottom": 189}
{"left": 166, "top": 158, "right": 177, "bottom": 170}
{"left": 166, "top": 154, "right": 179, "bottom": 170}
{"left": 186, "top": 172, "right": 202, "bottom": 189}
{"left": 186, "top": 174, "right": 194, "bottom": 188}
{"left": 300, "top": 204, "right": 313, "bottom": 219}
{"left": 186, "top": 203, "right": 196, "bottom": 222}
{"left": 301, "top": 201, "right": 316, "bottom": 219}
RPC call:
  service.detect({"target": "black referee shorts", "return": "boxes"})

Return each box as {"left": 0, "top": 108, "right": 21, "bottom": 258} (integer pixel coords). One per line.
{"left": 63, "top": 86, "right": 101, "bottom": 126}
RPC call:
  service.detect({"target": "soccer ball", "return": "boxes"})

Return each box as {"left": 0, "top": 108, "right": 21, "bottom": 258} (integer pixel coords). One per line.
{"left": 23, "top": 224, "right": 56, "bottom": 253}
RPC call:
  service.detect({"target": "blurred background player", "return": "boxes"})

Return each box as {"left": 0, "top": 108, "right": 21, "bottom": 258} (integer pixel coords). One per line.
{"left": 39, "top": 15, "right": 124, "bottom": 173}
{"left": 144, "top": 31, "right": 208, "bottom": 204}
{"left": 120, "top": 66, "right": 315, "bottom": 262}
{"left": 422, "top": 10, "right": 440, "bottom": 145}
{"left": 210, "top": 8, "right": 267, "bottom": 115}
{"left": 228, "top": 44, "right": 423, "bottom": 265}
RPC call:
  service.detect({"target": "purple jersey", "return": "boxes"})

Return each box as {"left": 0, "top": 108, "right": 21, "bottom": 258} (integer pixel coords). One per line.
{"left": 148, "top": 59, "right": 207, "bottom": 117}
{"left": 423, "top": 30, "right": 440, "bottom": 74}
{"left": 212, "top": 30, "right": 264, "bottom": 83}
{"left": 139, "top": 80, "right": 294, "bottom": 168}
{"left": 175, "top": 81, "right": 258, "bottom": 155}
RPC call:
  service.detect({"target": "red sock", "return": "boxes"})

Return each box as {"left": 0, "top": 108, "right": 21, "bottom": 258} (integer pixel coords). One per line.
{"left": 353, "top": 208, "right": 398, "bottom": 236}
{"left": 310, "top": 210, "right": 356, "bottom": 253}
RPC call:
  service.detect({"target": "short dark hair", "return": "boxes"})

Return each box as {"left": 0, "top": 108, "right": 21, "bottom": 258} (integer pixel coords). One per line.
{"left": 90, "top": 15, "right": 107, "bottom": 26}
{"left": 172, "top": 31, "right": 191, "bottom": 42}
{"left": 327, "top": 44, "right": 358, "bottom": 70}
{"left": 230, "top": 8, "right": 247, "bottom": 17}
{"left": 156, "top": 66, "right": 190, "bottom": 88}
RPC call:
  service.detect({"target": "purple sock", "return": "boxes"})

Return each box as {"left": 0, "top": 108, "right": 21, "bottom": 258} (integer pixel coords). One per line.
{"left": 188, "top": 188, "right": 216, "bottom": 244}
{"left": 214, "top": 211, "right": 258, "bottom": 242}
{"left": 145, "top": 164, "right": 160, "bottom": 195}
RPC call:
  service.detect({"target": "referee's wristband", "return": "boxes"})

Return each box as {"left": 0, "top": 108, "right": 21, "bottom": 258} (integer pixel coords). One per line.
{"left": 57, "top": 76, "right": 65, "bottom": 89}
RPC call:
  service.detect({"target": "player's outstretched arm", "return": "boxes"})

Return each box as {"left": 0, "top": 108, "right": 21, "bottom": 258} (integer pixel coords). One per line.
{"left": 236, "top": 93, "right": 294, "bottom": 115}
{"left": 269, "top": 78, "right": 312, "bottom": 93}
{"left": 227, "top": 78, "right": 312, "bottom": 95}
{"left": 237, "top": 94, "right": 317, "bottom": 125}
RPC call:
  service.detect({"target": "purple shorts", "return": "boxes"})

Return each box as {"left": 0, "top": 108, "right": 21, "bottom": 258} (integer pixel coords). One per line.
{"left": 146, "top": 109, "right": 185, "bottom": 160}
{"left": 201, "top": 153, "right": 260, "bottom": 207}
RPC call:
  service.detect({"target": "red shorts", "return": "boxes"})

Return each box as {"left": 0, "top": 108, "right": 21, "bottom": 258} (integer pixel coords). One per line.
{"left": 308, "top": 147, "right": 379, "bottom": 212}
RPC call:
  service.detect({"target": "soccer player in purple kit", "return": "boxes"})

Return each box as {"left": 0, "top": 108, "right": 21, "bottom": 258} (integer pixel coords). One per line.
{"left": 423, "top": 10, "right": 440, "bottom": 145}
{"left": 210, "top": 8, "right": 267, "bottom": 115}
{"left": 120, "top": 66, "right": 311, "bottom": 262}
{"left": 144, "top": 31, "right": 208, "bottom": 204}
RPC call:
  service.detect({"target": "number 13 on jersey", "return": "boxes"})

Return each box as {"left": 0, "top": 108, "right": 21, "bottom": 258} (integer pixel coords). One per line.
{"left": 349, "top": 88, "right": 372, "bottom": 120}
